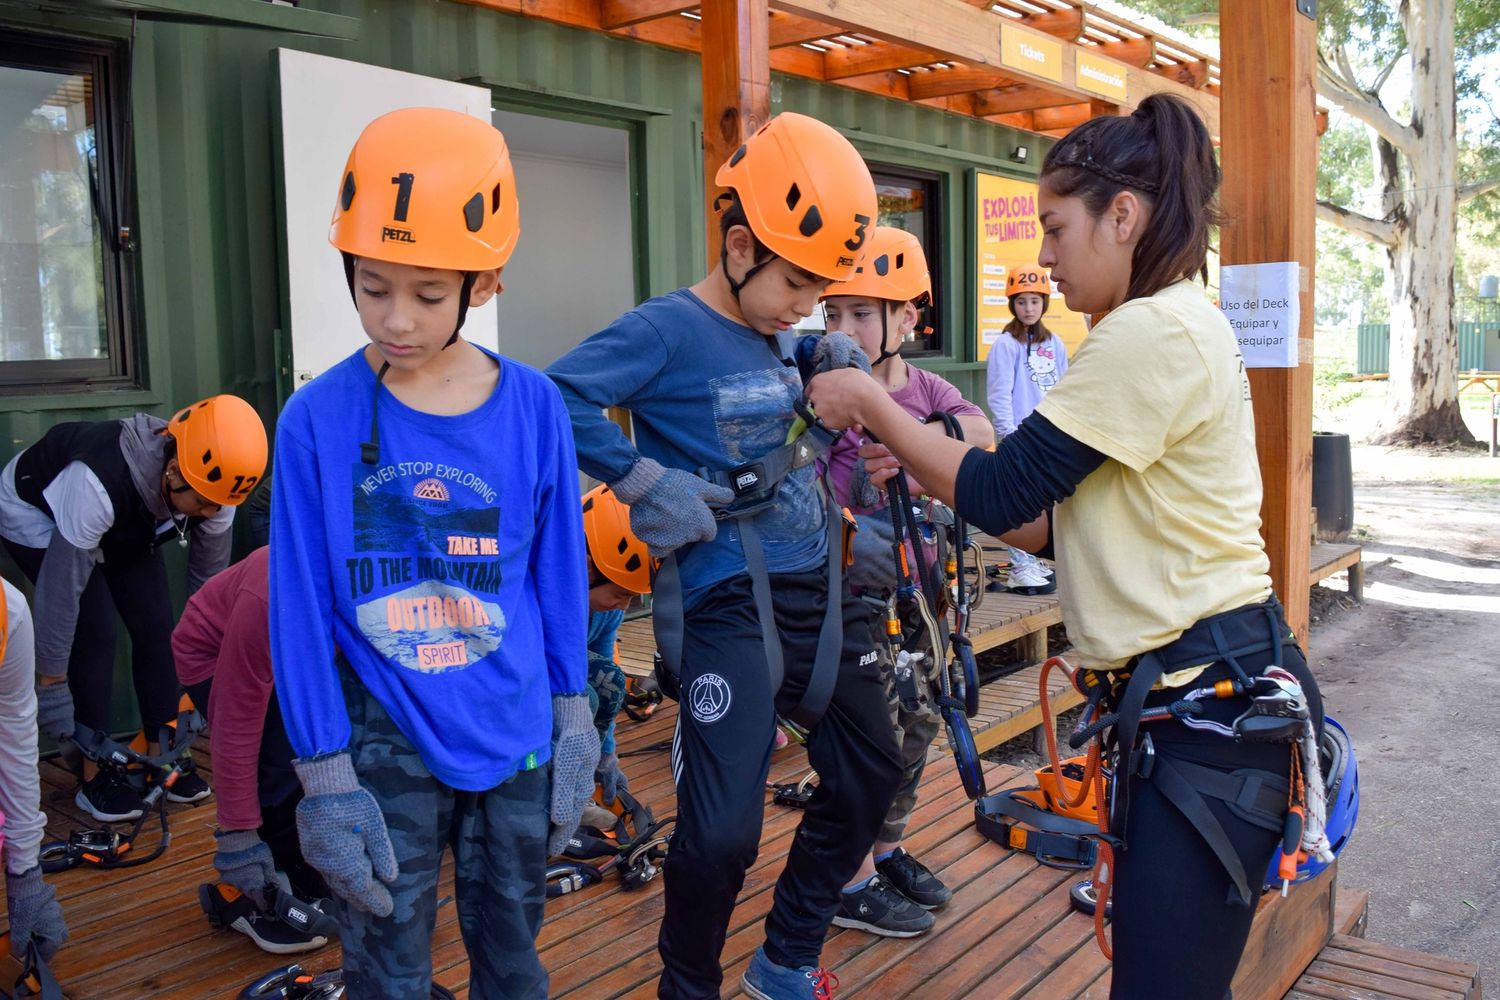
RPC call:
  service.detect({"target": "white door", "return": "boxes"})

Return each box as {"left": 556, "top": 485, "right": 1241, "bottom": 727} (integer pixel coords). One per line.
{"left": 275, "top": 49, "right": 498, "bottom": 388}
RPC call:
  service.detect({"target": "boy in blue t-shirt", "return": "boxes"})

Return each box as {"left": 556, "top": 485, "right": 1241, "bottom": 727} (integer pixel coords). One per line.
{"left": 547, "top": 113, "right": 903, "bottom": 1000}
{"left": 269, "top": 108, "right": 597, "bottom": 998}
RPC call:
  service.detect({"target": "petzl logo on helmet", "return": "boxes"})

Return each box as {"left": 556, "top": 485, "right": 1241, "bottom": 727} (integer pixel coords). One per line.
{"left": 381, "top": 226, "right": 416, "bottom": 244}
{"left": 687, "top": 673, "right": 732, "bottom": 725}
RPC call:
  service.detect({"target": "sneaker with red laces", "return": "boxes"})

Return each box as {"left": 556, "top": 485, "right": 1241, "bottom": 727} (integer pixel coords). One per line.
{"left": 741, "top": 945, "right": 839, "bottom": 1000}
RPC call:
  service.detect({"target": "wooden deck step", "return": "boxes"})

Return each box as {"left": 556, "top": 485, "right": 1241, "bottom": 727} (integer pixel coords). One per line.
{"left": 1288, "top": 934, "right": 1482, "bottom": 1000}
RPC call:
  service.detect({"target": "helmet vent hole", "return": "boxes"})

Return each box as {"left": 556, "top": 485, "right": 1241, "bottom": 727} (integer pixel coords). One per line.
{"left": 785, "top": 183, "right": 801, "bottom": 211}
{"left": 895, "top": 253, "right": 905, "bottom": 269}
{"left": 616, "top": 539, "right": 629, "bottom": 555}
{"left": 463, "top": 193, "right": 484, "bottom": 234}
{"left": 492, "top": 184, "right": 502, "bottom": 214}
{"left": 205, "top": 466, "right": 223, "bottom": 483}
{"left": 624, "top": 554, "right": 642, "bottom": 573}
{"left": 341, "top": 172, "right": 356, "bottom": 211}
{"left": 581, "top": 497, "right": 595, "bottom": 513}
{"left": 201, "top": 449, "right": 213, "bottom": 465}
{"left": 728, "top": 144, "right": 747, "bottom": 167}
{"left": 798, "top": 205, "right": 823, "bottom": 238}
{"left": 873, "top": 254, "right": 889, "bottom": 277}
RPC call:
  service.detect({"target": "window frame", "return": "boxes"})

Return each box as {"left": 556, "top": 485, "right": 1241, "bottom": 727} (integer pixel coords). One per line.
{"left": 869, "top": 163, "right": 944, "bottom": 359}
{"left": 0, "top": 31, "right": 138, "bottom": 393}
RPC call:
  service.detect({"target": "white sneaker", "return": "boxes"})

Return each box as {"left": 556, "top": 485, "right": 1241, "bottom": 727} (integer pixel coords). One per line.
{"left": 1006, "top": 563, "right": 1052, "bottom": 590}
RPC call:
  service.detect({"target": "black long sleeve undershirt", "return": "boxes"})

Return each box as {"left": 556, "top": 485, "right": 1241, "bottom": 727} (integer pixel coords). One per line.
{"left": 955, "top": 412, "right": 1107, "bottom": 552}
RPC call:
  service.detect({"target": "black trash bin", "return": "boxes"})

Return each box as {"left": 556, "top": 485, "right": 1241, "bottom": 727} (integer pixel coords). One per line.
{"left": 1311, "top": 431, "right": 1353, "bottom": 542}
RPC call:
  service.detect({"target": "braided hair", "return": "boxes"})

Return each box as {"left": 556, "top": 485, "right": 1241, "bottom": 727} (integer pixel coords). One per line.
{"left": 1040, "top": 94, "right": 1222, "bottom": 304}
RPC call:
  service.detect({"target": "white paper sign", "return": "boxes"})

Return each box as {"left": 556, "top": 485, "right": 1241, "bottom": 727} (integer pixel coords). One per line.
{"left": 1219, "top": 261, "right": 1300, "bottom": 368}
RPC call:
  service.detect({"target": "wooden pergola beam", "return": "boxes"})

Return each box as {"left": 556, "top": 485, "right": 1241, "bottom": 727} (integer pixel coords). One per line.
{"left": 1093, "top": 37, "right": 1155, "bottom": 69}
{"left": 767, "top": 10, "right": 836, "bottom": 46}
{"left": 1153, "top": 58, "right": 1210, "bottom": 89}
{"left": 768, "top": 0, "right": 1219, "bottom": 133}
{"left": 599, "top": 0, "right": 696, "bottom": 29}
{"left": 1222, "top": 1, "right": 1318, "bottom": 648}
{"left": 611, "top": 12, "right": 701, "bottom": 50}
{"left": 823, "top": 41, "right": 940, "bottom": 79}
{"left": 907, "top": 67, "right": 1019, "bottom": 101}
{"left": 1022, "top": 7, "right": 1084, "bottom": 42}
{"left": 838, "top": 70, "right": 913, "bottom": 101}
{"left": 973, "top": 83, "right": 1088, "bottom": 116}
{"left": 702, "top": 0, "right": 771, "bottom": 265}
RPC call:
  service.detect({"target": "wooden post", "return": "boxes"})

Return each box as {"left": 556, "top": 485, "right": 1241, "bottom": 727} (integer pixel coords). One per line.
{"left": 700, "top": 0, "right": 771, "bottom": 266}
{"left": 1221, "top": 2, "right": 1318, "bottom": 648}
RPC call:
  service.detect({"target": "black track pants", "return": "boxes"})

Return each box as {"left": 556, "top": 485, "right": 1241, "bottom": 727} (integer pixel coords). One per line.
{"left": 6, "top": 540, "right": 180, "bottom": 734}
{"left": 1108, "top": 642, "right": 1322, "bottom": 1000}
{"left": 657, "top": 571, "right": 902, "bottom": 1000}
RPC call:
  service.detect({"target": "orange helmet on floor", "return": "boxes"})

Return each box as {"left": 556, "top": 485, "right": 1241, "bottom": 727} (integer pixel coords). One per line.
{"left": 582, "top": 484, "right": 653, "bottom": 594}
{"left": 329, "top": 107, "right": 520, "bottom": 272}
{"left": 164, "top": 395, "right": 268, "bottom": 507}
{"left": 820, "top": 226, "right": 932, "bottom": 306}
{"left": 714, "top": 113, "right": 877, "bottom": 282}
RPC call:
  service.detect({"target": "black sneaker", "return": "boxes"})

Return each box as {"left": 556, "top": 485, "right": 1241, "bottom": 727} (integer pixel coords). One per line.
{"left": 832, "top": 874, "right": 934, "bottom": 938}
{"left": 876, "top": 847, "right": 953, "bottom": 909}
{"left": 199, "top": 883, "right": 330, "bottom": 955}
{"left": 162, "top": 755, "right": 212, "bottom": 804}
{"left": 76, "top": 769, "right": 146, "bottom": 823}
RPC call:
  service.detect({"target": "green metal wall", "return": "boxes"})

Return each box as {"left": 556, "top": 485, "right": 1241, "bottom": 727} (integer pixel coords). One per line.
{"left": 1356, "top": 323, "right": 1488, "bottom": 374}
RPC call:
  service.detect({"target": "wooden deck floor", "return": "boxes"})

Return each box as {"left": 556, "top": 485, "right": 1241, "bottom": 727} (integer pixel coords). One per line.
{"left": 39, "top": 699, "right": 1331, "bottom": 999}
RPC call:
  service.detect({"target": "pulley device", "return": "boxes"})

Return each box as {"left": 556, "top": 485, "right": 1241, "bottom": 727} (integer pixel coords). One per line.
{"left": 548, "top": 788, "right": 673, "bottom": 898}
{"left": 239, "top": 965, "right": 455, "bottom": 1000}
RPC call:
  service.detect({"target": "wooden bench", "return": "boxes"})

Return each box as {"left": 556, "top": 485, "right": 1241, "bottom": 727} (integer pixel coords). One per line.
{"left": 1309, "top": 540, "right": 1365, "bottom": 601}
{"left": 1288, "top": 935, "right": 1483, "bottom": 999}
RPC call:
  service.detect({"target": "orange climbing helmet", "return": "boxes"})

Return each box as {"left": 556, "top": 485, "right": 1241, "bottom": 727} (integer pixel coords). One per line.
{"left": 1007, "top": 267, "right": 1051, "bottom": 302}
{"left": 163, "top": 395, "right": 268, "bottom": 507}
{"left": 820, "top": 226, "right": 932, "bottom": 306}
{"left": 329, "top": 107, "right": 521, "bottom": 272}
{"left": 714, "top": 112, "right": 878, "bottom": 283}
{"left": 582, "top": 484, "right": 654, "bottom": 594}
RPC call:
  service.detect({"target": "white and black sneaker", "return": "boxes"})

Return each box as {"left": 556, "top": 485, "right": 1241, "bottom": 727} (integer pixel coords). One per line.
{"left": 75, "top": 769, "right": 146, "bottom": 823}
{"left": 832, "top": 874, "right": 935, "bottom": 938}
{"left": 199, "top": 883, "right": 330, "bottom": 955}
{"left": 160, "top": 754, "right": 213, "bottom": 804}
{"left": 876, "top": 847, "right": 953, "bottom": 909}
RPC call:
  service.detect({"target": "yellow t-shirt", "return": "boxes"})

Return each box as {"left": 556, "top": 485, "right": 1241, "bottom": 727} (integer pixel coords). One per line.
{"left": 1035, "top": 279, "right": 1272, "bottom": 674}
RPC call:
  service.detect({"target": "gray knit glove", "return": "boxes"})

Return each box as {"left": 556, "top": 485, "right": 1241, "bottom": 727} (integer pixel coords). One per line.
{"left": 809, "top": 330, "right": 874, "bottom": 377}
{"left": 848, "top": 513, "right": 900, "bottom": 596}
{"left": 549, "top": 694, "right": 602, "bottom": 857}
{"left": 595, "top": 751, "right": 628, "bottom": 807}
{"left": 5, "top": 866, "right": 67, "bottom": 962}
{"left": 34, "top": 679, "right": 75, "bottom": 745}
{"left": 293, "top": 753, "right": 398, "bottom": 916}
{"left": 214, "top": 829, "right": 277, "bottom": 903}
{"left": 611, "top": 458, "right": 734, "bottom": 558}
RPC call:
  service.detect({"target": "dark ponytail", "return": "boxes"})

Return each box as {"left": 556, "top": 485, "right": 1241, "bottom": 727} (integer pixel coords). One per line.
{"left": 1040, "top": 94, "right": 1222, "bottom": 303}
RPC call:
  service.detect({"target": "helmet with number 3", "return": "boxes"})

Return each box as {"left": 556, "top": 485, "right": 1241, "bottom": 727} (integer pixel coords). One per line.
{"left": 715, "top": 112, "right": 878, "bottom": 283}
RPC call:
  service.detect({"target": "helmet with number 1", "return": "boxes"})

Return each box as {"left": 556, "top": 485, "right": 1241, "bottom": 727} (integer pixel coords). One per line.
{"left": 164, "top": 395, "right": 268, "bottom": 507}
{"left": 820, "top": 226, "right": 932, "bottom": 306}
{"left": 329, "top": 107, "right": 520, "bottom": 272}
{"left": 715, "top": 113, "right": 878, "bottom": 283}
{"left": 582, "top": 484, "right": 654, "bottom": 595}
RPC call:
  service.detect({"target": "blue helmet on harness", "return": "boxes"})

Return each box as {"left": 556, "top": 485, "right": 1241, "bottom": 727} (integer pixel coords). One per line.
{"left": 1266, "top": 715, "right": 1358, "bottom": 889}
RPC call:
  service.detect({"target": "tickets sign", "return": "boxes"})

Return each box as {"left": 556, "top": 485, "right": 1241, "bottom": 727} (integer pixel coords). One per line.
{"left": 1000, "top": 23, "right": 1063, "bottom": 83}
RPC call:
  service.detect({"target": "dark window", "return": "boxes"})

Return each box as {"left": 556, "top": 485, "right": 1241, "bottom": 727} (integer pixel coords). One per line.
{"left": 0, "top": 33, "right": 135, "bottom": 392}
{"left": 871, "top": 166, "right": 942, "bottom": 357}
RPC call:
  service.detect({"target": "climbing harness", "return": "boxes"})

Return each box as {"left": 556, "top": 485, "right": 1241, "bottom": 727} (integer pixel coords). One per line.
{"left": 974, "top": 755, "right": 1111, "bottom": 871}
{"left": 997, "top": 599, "right": 1342, "bottom": 961}
{"left": 550, "top": 788, "right": 673, "bottom": 898}
{"left": 769, "top": 769, "right": 820, "bottom": 809}
{"left": 239, "top": 965, "right": 456, "bottom": 1000}
{"left": 652, "top": 346, "right": 849, "bottom": 730}
{"left": 622, "top": 675, "right": 664, "bottom": 724}
{"left": 41, "top": 701, "right": 204, "bottom": 874}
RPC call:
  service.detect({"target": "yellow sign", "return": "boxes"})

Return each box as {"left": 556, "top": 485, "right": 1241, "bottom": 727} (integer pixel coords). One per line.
{"left": 1075, "top": 51, "right": 1128, "bottom": 103}
{"left": 974, "top": 171, "right": 1089, "bottom": 361}
{"left": 1000, "top": 24, "right": 1063, "bottom": 83}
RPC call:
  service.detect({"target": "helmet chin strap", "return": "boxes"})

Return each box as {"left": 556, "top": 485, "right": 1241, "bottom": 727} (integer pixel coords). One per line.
{"left": 343, "top": 252, "right": 477, "bottom": 349}
{"left": 721, "top": 245, "right": 774, "bottom": 302}
{"left": 873, "top": 306, "right": 902, "bottom": 364}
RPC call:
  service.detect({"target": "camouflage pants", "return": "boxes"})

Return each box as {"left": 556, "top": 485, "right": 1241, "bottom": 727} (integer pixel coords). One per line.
{"left": 877, "top": 643, "right": 942, "bottom": 845}
{"left": 339, "top": 667, "right": 550, "bottom": 999}
{"left": 587, "top": 651, "right": 627, "bottom": 755}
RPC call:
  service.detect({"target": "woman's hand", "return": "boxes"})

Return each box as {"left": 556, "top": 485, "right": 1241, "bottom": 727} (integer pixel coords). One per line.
{"left": 858, "top": 440, "right": 901, "bottom": 489}
{"left": 806, "top": 368, "right": 883, "bottom": 430}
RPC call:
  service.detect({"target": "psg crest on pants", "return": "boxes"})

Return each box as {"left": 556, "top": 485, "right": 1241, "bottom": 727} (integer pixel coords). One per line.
{"left": 688, "top": 673, "right": 732, "bottom": 724}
